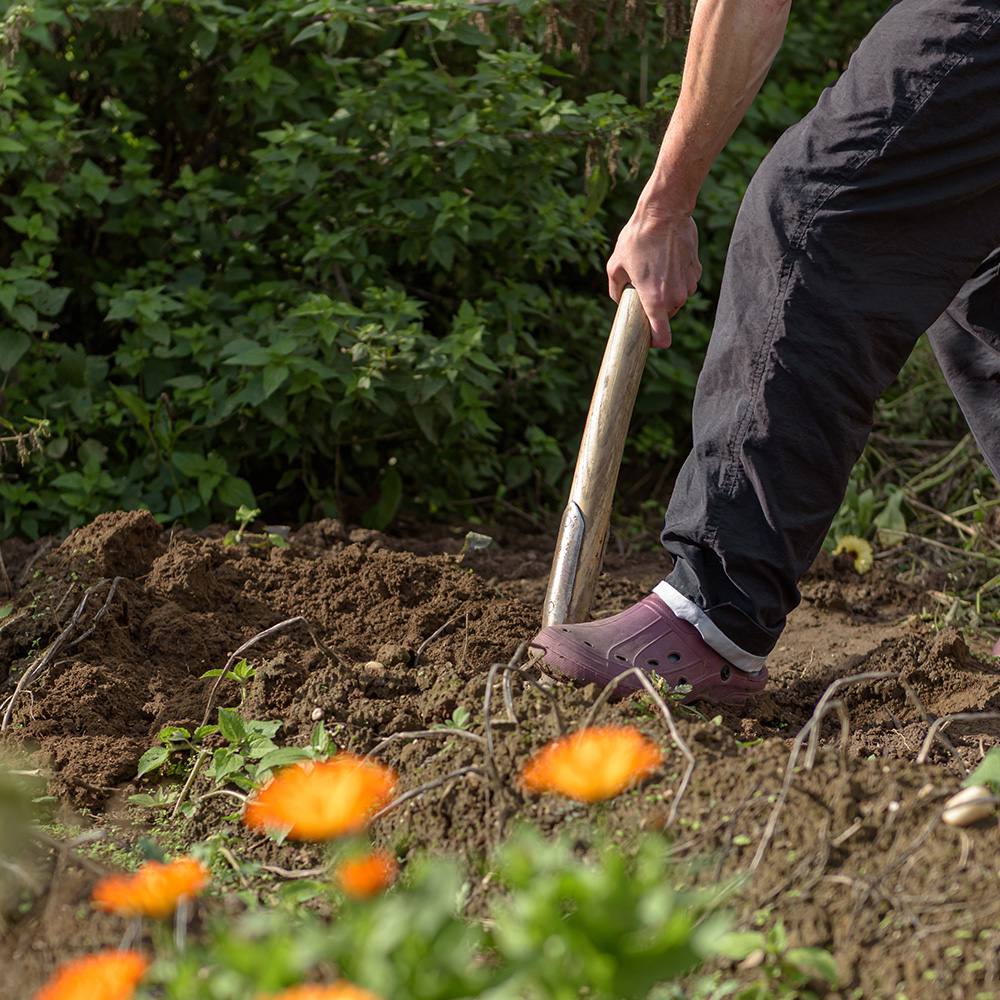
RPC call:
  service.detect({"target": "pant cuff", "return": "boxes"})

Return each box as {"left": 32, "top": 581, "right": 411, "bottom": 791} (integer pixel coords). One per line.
{"left": 652, "top": 581, "right": 769, "bottom": 675}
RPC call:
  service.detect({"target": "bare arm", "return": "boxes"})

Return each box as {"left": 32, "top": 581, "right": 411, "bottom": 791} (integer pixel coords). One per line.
{"left": 607, "top": 0, "right": 793, "bottom": 347}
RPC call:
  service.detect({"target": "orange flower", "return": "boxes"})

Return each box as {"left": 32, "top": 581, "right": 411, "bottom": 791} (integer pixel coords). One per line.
{"left": 335, "top": 848, "right": 399, "bottom": 900}
{"left": 256, "top": 982, "right": 383, "bottom": 1000}
{"left": 32, "top": 949, "right": 148, "bottom": 1000}
{"left": 92, "top": 856, "right": 209, "bottom": 920}
{"left": 243, "top": 754, "right": 397, "bottom": 841}
{"left": 520, "top": 725, "right": 664, "bottom": 803}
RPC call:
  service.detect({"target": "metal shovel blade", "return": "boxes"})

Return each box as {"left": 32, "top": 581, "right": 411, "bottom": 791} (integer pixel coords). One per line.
{"left": 541, "top": 287, "right": 651, "bottom": 628}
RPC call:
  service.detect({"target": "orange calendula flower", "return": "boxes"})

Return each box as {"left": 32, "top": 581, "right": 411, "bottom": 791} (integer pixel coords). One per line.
{"left": 32, "top": 949, "right": 148, "bottom": 1000}
{"left": 520, "top": 725, "right": 664, "bottom": 803}
{"left": 243, "top": 754, "right": 398, "bottom": 841}
{"left": 257, "top": 981, "right": 384, "bottom": 1000}
{"left": 833, "top": 534, "right": 874, "bottom": 574}
{"left": 335, "top": 848, "right": 399, "bottom": 900}
{"left": 92, "top": 856, "right": 210, "bottom": 920}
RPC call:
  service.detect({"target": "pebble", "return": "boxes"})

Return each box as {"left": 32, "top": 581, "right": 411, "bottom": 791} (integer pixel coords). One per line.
{"left": 942, "top": 784, "right": 995, "bottom": 826}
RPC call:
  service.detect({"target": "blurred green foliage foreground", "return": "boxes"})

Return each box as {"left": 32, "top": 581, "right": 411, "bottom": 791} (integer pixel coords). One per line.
{"left": 0, "top": 0, "right": 877, "bottom": 538}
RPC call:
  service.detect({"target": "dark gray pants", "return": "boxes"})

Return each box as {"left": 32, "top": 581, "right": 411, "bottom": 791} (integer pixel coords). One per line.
{"left": 662, "top": 0, "right": 1000, "bottom": 658}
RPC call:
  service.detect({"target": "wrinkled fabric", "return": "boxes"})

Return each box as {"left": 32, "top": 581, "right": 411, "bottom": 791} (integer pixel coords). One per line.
{"left": 661, "top": 0, "right": 1000, "bottom": 658}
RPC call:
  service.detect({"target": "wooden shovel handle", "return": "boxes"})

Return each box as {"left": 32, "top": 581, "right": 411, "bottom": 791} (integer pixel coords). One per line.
{"left": 541, "top": 287, "right": 651, "bottom": 627}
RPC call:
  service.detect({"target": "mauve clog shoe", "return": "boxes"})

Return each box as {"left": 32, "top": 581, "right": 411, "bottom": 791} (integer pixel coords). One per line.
{"left": 531, "top": 593, "right": 767, "bottom": 706}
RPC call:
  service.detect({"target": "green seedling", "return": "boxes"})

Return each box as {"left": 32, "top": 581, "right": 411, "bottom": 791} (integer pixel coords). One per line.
{"left": 201, "top": 658, "right": 256, "bottom": 706}
{"left": 136, "top": 724, "right": 220, "bottom": 780}
{"left": 432, "top": 706, "right": 472, "bottom": 731}
{"left": 711, "top": 919, "right": 839, "bottom": 999}
{"left": 224, "top": 505, "right": 289, "bottom": 549}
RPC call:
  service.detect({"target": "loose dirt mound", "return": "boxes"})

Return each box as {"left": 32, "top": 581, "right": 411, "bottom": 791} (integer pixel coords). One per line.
{"left": 3, "top": 510, "right": 1000, "bottom": 999}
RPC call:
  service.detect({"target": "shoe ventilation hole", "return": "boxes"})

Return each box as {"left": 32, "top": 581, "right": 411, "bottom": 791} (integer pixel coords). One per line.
{"left": 667, "top": 652, "right": 681, "bottom": 663}
{"left": 720, "top": 665, "right": 731, "bottom": 681}
{"left": 583, "top": 641, "right": 593, "bottom": 647}
{"left": 647, "top": 659, "right": 659, "bottom": 667}
{"left": 678, "top": 676, "right": 688, "bottom": 686}
{"left": 615, "top": 654, "right": 627, "bottom": 662}
{"left": 560, "top": 627, "right": 569, "bottom": 632}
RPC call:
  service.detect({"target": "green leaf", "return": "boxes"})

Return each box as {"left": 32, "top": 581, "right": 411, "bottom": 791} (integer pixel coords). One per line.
{"left": 310, "top": 720, "right": 332, "bottom": 755}
{"left": 0, "top": 329, "right": 31, "bottom": 372}
{"left": 428, "top": 236, "right": 455, "bottom": 271}
{"left": 256, "top": 746, "right": 310, "bottom": 773}
{"left": 0, "top": 604, "right": 12, "bottom": 620}
{"left": 874, "top": 487, "right": 908, "bottom": 548}
{"left": 128, "top": 793, "right": 159, "bottom": 808}
{"left": 460, "top": 531, "right": 492, "bottom": 554}
{"left": 360, "top": 466, "right": 402, "bottom": 531}
{"left": 136, "top": 745, "right": 170, "bottom": 778}
{"left": 291, "top": 20, "right": 325, "bottom": 45}
{"left": 110, "top": 385, "right": 153, "bottom": 431}
{"left": 0, "top": 137, "right": 28, "bottom": 153}
{"left": 262, "top": 363, "right": 290, "bottom": 398}
{"left": 713, "top": 931, "right": 766, "bottom": 960}
{"left": 217, "top": 475, "right": 257, "bottom": 509}
{"left": 453, "top": 146, "right": 476, "bottom": 179}
{"left": 786, "top": 946, "right": 840, "bottom": 986}
{"left": 218, "top": 706, "right": 249, "bottom": 745}
{"left": 211, "top": 747, "right": 247, "bottom": 784}
{"left": 10, "top": 303, "right": 38, "bottom": 331}
{"left": 965, "top": 746, "right": 1000, "bottom": 790}
{"left": 450, "top": 22, "right": 492, "bottom": 47}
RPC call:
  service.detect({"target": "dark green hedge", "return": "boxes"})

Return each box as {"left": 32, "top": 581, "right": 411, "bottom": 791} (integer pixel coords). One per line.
{"left": 0, "top": 0, "right": 877, "bottom": 537}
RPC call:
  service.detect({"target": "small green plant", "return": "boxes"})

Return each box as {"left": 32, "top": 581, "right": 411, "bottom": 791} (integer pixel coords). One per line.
{"left": 135, "top": 724, "right": 220, "bottom": 781}
{"left": 201, "top": 658, "right": 256, "bottom": 707}
{"left": 432, "top": 706, "right": 472, "bottom": 732}
{"left": 223, "top": 506, "right": 289, "bottom": 549}
{"left": 703, "top": 919, "right": 840, "bottom": 1000}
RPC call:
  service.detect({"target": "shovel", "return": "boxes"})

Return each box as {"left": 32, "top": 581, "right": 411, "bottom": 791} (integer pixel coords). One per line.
{"left": 541, "top": 286, "right": 651, "bottom": 628}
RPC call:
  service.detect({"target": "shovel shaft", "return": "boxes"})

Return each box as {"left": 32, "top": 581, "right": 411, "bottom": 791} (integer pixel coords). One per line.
{"left": 541, "top": 288, "right": 651, "bottom": 628}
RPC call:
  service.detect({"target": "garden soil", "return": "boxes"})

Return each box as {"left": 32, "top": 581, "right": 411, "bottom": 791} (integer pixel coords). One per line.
{"left": 4, "top": 509, "right": 1000, "bottom": 999}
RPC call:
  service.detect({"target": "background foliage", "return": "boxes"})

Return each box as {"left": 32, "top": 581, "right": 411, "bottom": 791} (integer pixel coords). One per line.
{"left": 0, "top": 0, "right": 882, "bottom": 538}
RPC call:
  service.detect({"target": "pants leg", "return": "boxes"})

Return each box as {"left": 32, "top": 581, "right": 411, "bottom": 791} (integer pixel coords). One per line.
{"left": 661, "top": 0, "right": 1000, "bottom": 660}
{"left": 927, "top": 248, "right": 1000, "bottom": 481}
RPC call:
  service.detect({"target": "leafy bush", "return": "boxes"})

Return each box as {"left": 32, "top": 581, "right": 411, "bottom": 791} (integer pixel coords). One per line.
{"left": 0, "top": 0, "right": 877, "bottom": 537}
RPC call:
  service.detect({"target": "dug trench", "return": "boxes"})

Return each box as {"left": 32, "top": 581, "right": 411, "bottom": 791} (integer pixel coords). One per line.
{"left": 3, "top": 509, "right": 1000, "bottom": 999}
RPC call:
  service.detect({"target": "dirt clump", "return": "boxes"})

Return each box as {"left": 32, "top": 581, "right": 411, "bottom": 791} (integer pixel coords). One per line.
{"left": 2, "top": 515, "right": 1000, "bottom": 999}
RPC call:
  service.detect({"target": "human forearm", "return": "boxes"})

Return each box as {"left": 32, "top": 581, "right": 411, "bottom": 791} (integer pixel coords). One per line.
{"left": 642, "top": 0, "right": 793, "bottom": 215}
{"left": 607, "top": 0, "right": 792, "bottom": 344}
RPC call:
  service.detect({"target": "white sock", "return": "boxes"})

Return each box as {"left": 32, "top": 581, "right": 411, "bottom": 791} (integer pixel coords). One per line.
{"left": 651, "top": 581, "right": 768, "bottom": 675}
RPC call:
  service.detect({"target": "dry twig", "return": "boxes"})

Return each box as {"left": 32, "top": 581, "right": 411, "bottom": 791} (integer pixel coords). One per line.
{"left": 1, "top": 578, "right": 120, "bottom": 731}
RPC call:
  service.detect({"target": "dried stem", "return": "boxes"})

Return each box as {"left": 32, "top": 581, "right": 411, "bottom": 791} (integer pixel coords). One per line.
{"left": 200, "top": 616, "right": 348, "bottom": 729}
{"left": 413, "top": 613, "right": 462, "bottom": 668}
{"left": 368, "top": 765, "right": 488, "bottom": 824}
{"left": 367, "top": 728, "right": 487, "bottom": 757}
{"left": 2, "top": 578, "right": 117, "bottom": 731}
{"left": 916, "top": 712, "right": 1000, "bottom": 768}
{"left": 0, "top": 546, "right": 12, "bottom": 598}
{"left": 752, "top": 671, "right": 933, "bottom": 872}
{"left": 171, "top": 748, "right": 211, "bottom": 820}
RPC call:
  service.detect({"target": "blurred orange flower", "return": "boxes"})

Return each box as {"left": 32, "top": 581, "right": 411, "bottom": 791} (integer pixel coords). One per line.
{"left": 32, "top": 949, "right": 148, "bottom": 1000}
{"left": 520, "top": 725, "right": 664, "bottom": 803}
{"left": 335, "top": 848, "right": 399, "bottom": 900}
{"left": 256, "top": 981, "right": 383, "bottom": 1000}
{"left": 92, "top": 856, "right": 209, "bottom": 920}
{"left": 243, "top": 754, "right": 397, "bottom": 841}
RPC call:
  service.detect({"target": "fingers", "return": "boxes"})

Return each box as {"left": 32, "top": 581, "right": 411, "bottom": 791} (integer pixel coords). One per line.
{"left": 607, "top": 262, "right": 628, "bottom": 304}
{"left": 647, "top": 312, "right": 673, "bottom": 349}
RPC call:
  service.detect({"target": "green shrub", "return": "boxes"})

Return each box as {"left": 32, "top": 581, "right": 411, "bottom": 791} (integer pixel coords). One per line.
{"left": 0, "top": 0, "right": 877, "bottom": 537}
